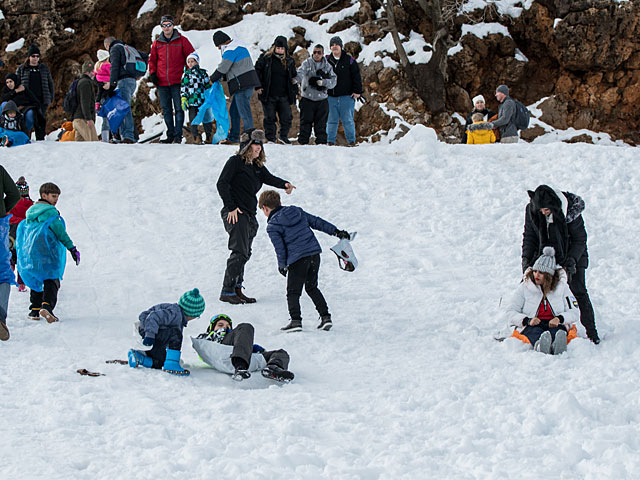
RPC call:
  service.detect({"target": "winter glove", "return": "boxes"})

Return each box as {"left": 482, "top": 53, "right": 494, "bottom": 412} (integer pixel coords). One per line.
{"left": 142, "top": 337, "right": 155, "bottom": 346}
{"left": 149, "top": 72, "right": 159, "bottom": 86}
{"left": 278, "top": 267, "right": 288, "bottom": 277}
{"left": 564, "top": 257, "right": 577, "bottom": 280}
{"left": 252, "top": 344, "right": 264, "bottom": 353}
{"left": 181, "top": 97, "right": 188, "bottom": 112}
{"left": 521, "top": 257, "right": 531, "bottom": 273}
{"left": 210, "top": 328, "right": 228, "bottom": 343}
{"left": 317, "top": 70, "right": 331, "bottom": 80}
{"left": 334, "top": 229, "right": 351, "bottom": 240}
{"left": 69, "top": 247, "right": 80, "bottom": 266}
{"left": 308, "top": 76, "right": 321, "bottom": 88}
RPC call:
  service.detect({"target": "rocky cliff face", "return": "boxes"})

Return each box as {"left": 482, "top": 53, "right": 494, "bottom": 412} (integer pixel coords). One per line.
{"left": 0, "top": 0, "right": 637, "bottom": 144}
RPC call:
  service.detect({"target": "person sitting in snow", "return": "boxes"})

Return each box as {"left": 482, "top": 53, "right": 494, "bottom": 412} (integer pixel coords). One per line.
{"left": 466, "top": 112, "right": 496, "bottom": 144}
{"left": 258, "top": 189, "right": 350, "bottom": 333}
{"left": 505, "top": 247, "right": 580, "bottom": 354}
{"left": 180, "top": 52, "right": 213, "bottom": 144}
{"left": 16, "top": 182, "right": 80, "bottom": 323}
{"left": 128, "top": 288, "right": 206, "bottom": 376}
{"left": 9, "top": 176, "right": 34, "bottom": 292}
{"left": 0, "top": 100, "right": 30, "bottom": 147}
{"left": 193, "top": 313, "right": 294, "bottom": 382}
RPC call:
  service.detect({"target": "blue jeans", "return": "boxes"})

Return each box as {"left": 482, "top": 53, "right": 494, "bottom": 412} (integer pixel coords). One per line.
{"left": 228, "top": 88, "right": 254, "bottom": 142}
{"left": 327, "top": 95, "right": 356, "bottom": 144}
{"left": 158, "top": 84, "right": 184, "bottom": 140}
{"left": 117, "top": 77, "right": 137, "bottom": 141}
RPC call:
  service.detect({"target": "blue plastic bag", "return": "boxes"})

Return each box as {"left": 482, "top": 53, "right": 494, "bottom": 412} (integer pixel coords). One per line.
{"left": 0, "top": 215, "right": 15, "bottom": 285}
{"left": 16, "top": 215, "right": 67, "bottom": 291}
{"left": 98, "top": 90, "right": 131, "bottom": 133}
{"left": 0, "top": 127, "right": 30, "bottom": 147}
{"left": 192, "top": 82, "right": 229, "bottom": 144}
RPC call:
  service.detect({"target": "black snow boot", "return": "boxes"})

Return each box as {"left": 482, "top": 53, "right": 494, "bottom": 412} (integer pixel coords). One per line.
{"left": 262, "top": 364, "right": 294, "bottom": 383}
{"left": 317, "top": 314, "right": 332, "bottom": 331}
{"left": 280, "top": 319, "right": 302, "bottom": 333}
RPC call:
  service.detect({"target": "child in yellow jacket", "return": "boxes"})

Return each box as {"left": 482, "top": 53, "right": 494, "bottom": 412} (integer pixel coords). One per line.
{"left": 466, "top": 113, "right": 496, "bottom": 144}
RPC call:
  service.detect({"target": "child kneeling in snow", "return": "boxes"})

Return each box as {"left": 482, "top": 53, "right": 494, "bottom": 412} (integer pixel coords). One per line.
{"left": 258, "top": 189, "right": 351, "bottom": 333}
{"left": 192, "top": 313, "right": 294, "bottom": 382}
{"left": 505, "top": 247, "right": 579, "bottom": 354}
{"left": 128, "top": 288, "right": 206, "bottom": 376}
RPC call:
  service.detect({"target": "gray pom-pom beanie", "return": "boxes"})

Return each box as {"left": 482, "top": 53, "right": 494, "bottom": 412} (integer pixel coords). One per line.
{"left": 532, "top": 246, "right": 557, "bottom": 275}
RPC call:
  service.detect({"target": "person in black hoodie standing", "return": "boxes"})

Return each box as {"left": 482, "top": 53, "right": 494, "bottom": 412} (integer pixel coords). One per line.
{"left": 522, "top": 185, "right": 600, "bottom": 344}
{"left": 255, "top": 36, "right": 297, "bottom": 144}
{"left": 16, "top": 45, "right": 54, "bottom": 141}
{"left": 326, "top": 36, "right": 362, "bottom": 146}
{"left": 216, "top": 128, "right": 295, "bottom": 305}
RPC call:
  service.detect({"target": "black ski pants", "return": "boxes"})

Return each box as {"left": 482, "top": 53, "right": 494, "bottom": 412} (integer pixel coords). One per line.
{"left": 221, "top": 209, "right": 259, "bottom": 293}
{"left": 568, "top": 267, "right": 598, "bottom": 339}
{"left": 30, "top": 279, "right": 60, "bottom": 313}
{"left": 262, "top": 96, "right": 292, "bottom": 142}
{"left": 146, "top": 326, "right": 184, "bottom": 369}
{"left": 298, "top": 97, "right": 329, "bottom": 145}
{"left": 222, "top": 322, "right": 290, "bottom": 370}
{"left": 286, "top": 253, "right": 329, "bottom": 321}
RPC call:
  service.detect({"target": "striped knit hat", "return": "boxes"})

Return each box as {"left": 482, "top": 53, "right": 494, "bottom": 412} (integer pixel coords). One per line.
{"left": 179, "top": 288, "right": 205, "bottom": 317}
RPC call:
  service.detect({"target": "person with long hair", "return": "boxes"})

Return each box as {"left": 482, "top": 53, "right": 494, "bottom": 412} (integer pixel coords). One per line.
{"left": 216, "top": 128, "right": 295, "bottom": 304}
{"left": 505, "top": 247, "right": 580, "bottom": 354}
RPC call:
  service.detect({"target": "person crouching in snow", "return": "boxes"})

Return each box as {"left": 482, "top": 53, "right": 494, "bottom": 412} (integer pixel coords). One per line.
{"left": 505, "top": 247, "right": 580, "bottom": 354}
{"left": 128, "top": 288, "right": 205, "bottom": 376}
{"left": 193, "top": 313, "right": 294, "bottom": 382}
{"left": 258, "top": 189, "right": 351, "bottom": 332}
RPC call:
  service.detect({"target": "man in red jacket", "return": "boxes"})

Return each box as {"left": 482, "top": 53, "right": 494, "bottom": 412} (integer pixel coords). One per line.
{"left": 148, "top": 15, "right": 195, "bottom": 144}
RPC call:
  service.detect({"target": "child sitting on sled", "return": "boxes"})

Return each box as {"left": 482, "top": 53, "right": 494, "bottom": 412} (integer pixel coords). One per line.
{"left": 128, "top": 288, "right": 205, "bottom": 376}
{"left": 504, "top": 247, "right": 580, "bottom": 355}
{"left": 192, "top": 313, "right": 294, "bottom": 382}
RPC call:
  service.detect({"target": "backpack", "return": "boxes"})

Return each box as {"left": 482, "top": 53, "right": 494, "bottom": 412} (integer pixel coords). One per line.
{"left": 121, "top": 44, "right": 148, "bottom": 79}
{"left": 62, "top": 79, "right": 79, "bottom": 114}
{"left": 513, "top": 100, "right": 531, "bottom": 130}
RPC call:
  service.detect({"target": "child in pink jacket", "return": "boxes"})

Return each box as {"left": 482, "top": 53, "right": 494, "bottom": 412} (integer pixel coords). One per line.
{"left": 94, "top": 49, "right": 112, "bottom": 143}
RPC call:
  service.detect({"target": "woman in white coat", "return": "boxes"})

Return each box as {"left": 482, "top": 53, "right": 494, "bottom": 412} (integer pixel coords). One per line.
{"left": 505, "top": 247, "right": 580, "bottom": 354}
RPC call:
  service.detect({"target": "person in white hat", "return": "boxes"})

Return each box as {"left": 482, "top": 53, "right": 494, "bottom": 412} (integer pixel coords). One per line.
{"left": 462, "top": 94, "right": 495, "bottom": 143}
{"left": 94, "top": 50, "right": 111, "bottom": 142}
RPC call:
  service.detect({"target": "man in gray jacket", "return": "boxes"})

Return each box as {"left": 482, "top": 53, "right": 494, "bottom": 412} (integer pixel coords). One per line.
{"left": 468, "top": 84, "right": 518, "bottom": 143}
{"left": 296, "top": 45, "right": 337, "bottom": 145}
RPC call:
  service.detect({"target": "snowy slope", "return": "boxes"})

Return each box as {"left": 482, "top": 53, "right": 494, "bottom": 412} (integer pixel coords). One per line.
{"left": 1, "top": 130, "right": 639, "bottom": 479}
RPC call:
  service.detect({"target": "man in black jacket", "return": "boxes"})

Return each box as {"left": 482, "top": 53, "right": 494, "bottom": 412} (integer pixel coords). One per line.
{"left": 522, "top": 185, "right": 600, "bottom": 344}
{"left": 103, "top": 37, "right": 137, "bottom": 143}
{"left": 326, "top": 36, "right": 362, "bottom": 146}
{"left": 255, "top": 36, "right": 297, "bottom": 144}
{"left": 72, "top": 61, "right": 98, "bottom": 141}
{"left": 16, "top": 45, "right": 54, "bottom": 141}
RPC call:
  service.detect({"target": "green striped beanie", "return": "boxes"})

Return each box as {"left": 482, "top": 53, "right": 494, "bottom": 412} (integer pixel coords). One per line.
{"left": 179, "top": 288, "right": 205, "bottom": 317}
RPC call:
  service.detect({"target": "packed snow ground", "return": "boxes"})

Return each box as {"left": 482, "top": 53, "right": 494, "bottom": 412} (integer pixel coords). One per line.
{"left": 1, "top": 129, "right": 640, "bottom": 479}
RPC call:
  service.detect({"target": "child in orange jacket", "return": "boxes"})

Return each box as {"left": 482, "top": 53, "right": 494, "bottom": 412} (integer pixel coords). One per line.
{"left": 466, "top": 113, "right": 496, "bottom": 144}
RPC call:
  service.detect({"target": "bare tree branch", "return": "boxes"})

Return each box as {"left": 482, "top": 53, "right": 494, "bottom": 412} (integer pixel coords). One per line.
{"left": 382, "top": 0, "right": 411, "bottom": 69}
{"left": 287, "top": 0, "right": 341, "bottom": 17}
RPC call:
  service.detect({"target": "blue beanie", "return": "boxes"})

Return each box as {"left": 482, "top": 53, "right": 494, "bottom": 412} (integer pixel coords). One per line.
{"left": 179, "top": 288, "right": 205, "bottom": 317}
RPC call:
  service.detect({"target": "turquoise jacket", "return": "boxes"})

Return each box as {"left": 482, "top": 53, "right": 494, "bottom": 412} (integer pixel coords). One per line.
{"left": 25, "top": 202, "right": 74, "bottom": 250}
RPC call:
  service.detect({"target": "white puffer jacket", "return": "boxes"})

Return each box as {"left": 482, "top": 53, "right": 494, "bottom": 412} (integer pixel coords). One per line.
{"left": 191, "top": 337, "right": 266, "bottom": 374}
{"left": 505, "top": 268, "right": 580, "bottom": 332}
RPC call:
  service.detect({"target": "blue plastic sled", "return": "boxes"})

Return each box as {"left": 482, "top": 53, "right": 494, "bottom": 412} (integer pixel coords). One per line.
{"left": 98, "top": 90, "right": 131, "bottom": 133}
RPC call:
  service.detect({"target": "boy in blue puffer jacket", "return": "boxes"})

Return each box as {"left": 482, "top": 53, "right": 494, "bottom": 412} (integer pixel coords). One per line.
{"left": 17, "top": 182, "right": 80, "bottom": 323}
{"left": 128, "top": 288, "right": 205, "bottom": 376}
{"left": 258, "top": 190, "right": 350, "bottom": 332}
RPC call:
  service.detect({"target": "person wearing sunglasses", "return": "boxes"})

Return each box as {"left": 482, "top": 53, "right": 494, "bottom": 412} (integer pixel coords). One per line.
{"left": 148, "top": 14, "right": 195, "bottom": 144}
{"left": 295, "top": 44, "right": 337, "bottom": 145}
{"left": 15, "top": 44, "right": 54, "bottom": 141}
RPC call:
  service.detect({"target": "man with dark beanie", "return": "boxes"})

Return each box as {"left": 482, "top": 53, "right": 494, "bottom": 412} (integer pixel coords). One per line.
{"left": 16, "top": 45, "right": 54, "bottom": 140}
{"left": 72, "top": 61, "right": 98, "bottom": 142}
{"left": 326, "top": 36, "right": 362, "bottom": 146}
{"left": 254, "top": 36, "right": 297, "bottom": 144}
{"left": 468, "top": 84, "right": 518, "bottom": 143}
{"left": 211, "top": 30, "right": 260, "bottom": 144}
{"left": 521, "top": 185, "right": 600, "bottom": 344}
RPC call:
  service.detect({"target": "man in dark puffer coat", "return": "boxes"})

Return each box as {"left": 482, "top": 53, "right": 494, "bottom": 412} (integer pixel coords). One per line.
{"left": 522, "top": 185, "right": 599, "bottom": 344}
{"left": 259, "top": 189, "right": 350, "bottom": 333}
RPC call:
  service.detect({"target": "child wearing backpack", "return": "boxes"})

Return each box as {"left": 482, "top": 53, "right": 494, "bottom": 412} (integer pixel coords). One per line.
{"left": 466, "top": 112, "right": 496, "bottom": 144}
{"left": 94, "top": 49, "right": 112, "bottom": 142}
{"left": 258, "top": 189, "right": 351, "bottom": 332}
{"left": 128, "top": 288, "right": 205, "bottom": 376}
{"left": 0, "top": 100, "right": 30, "bottom": 147}
{"left": 16, "top": 182, "right": 80, "bottom": 323}
{"left": 180, "top": 52, "right": 213, "bottom": 144}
